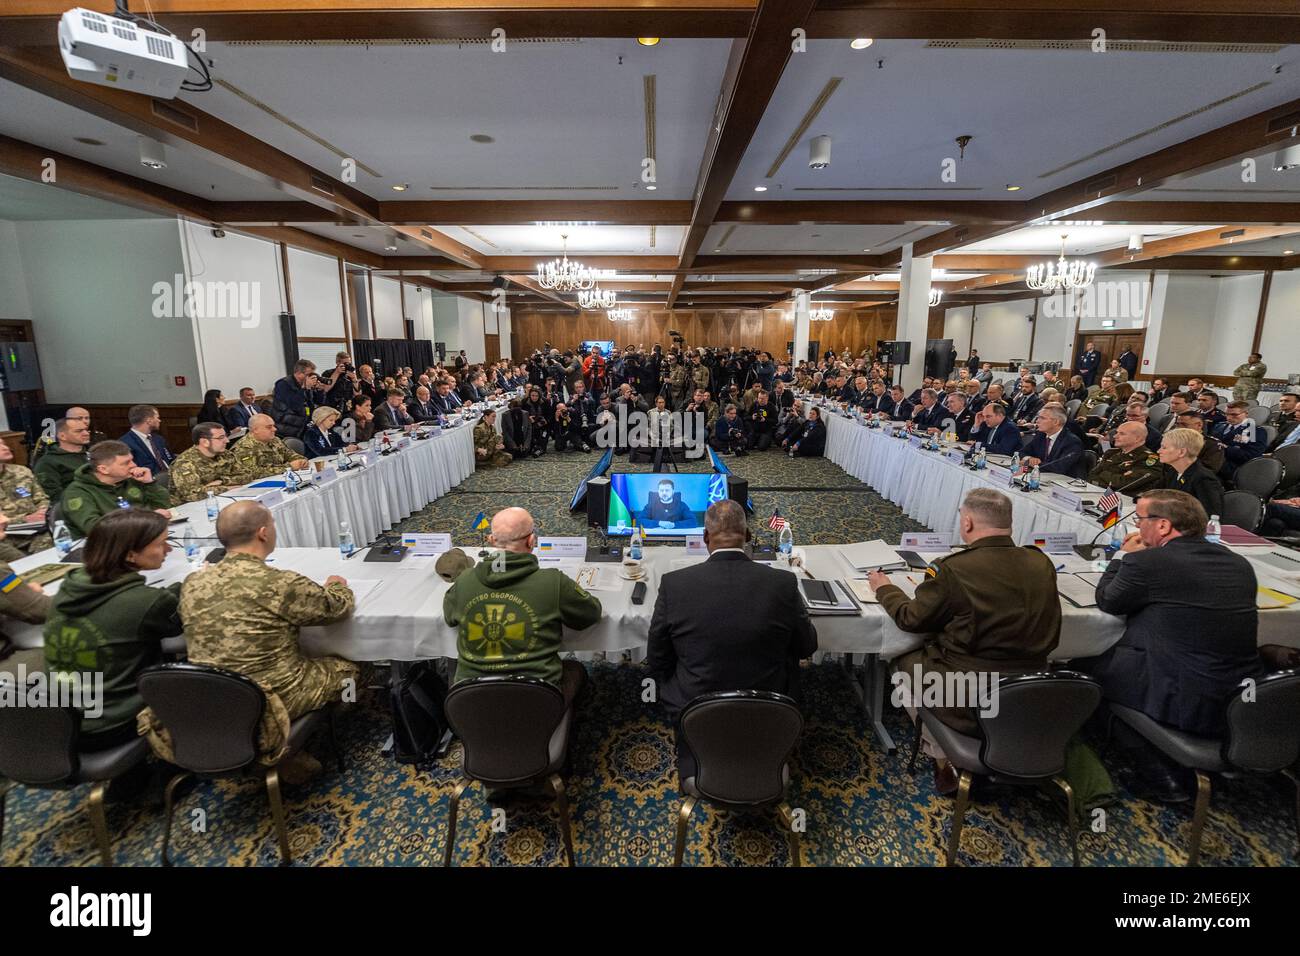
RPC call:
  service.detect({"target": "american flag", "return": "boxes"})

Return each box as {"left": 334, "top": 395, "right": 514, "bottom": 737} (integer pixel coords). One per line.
{"left": 768, "top": 508, "right": 788, "bottom": 531}
{"left": 1098, "top": 488, "right": 1121, "bottom": 514}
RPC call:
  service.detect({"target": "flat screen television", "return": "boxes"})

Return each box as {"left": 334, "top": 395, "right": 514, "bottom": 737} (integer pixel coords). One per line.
{"left": 580, "top": 340, "right": 616, "bottom": 358}
{"left": 606, "top": 472, "right": 729, "bottom": 537}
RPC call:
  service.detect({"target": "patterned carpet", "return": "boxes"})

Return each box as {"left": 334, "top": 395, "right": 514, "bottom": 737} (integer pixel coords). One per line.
{"left": 2, "top": 447, "right": 1296, "bottom": 867}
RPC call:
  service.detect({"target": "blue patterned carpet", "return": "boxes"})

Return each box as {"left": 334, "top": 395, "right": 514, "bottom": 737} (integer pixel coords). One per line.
{"left": 2, "top": 447, "right": 1296, "bottom": 866}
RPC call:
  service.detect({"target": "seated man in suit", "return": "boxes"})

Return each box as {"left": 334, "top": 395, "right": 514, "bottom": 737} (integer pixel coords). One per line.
{"left": 406, "top": 385, "right": 439, "bottom": 423}
{"left": 226, "top": 387, "right": 262, "bottom": 433}
{"left": 1019, "top": 405, "right": 1084, "bottom": 477}
{"left": 869, "top": 488, "right": 1060, "bottom": 794}
{"left": 638, "top": 477, "right": 697, "bottom": 528}
{"left": 884, "top": 385, "right": 913, "bottom": 422}
{"left": 1267, "top": 395, "right": 1299, "bottom": 450}
{"left": 943, "top": 392, "right": 976, "bottom": 440}
{"left": 861, "top": 380, "right": 894, "bottom": 416}
{"left": 911, "top": 388, "right": 948, "bottom": 432}
{"left": 1007, "top": 379, "right": 1044, "bottom": 425}
{"left": 1211, "top": 400, "right": 1266, "bottom": 479}
{"left": 120, "top": 404, "right": 175, "bottom": 480}
{"left": 1195, "top": 390, "right": 1226, "bottom": 429}
{"left": 969, "top": 401, "right": 1021, "bottom": 455}
{"left": 373, "top": 389, "right": 415, "bottom": 431}
{"left": 647, "top": 500, "right": 818, "bottom": 774}
{"left": 1078, "top": 489, "right": 1261, "bottom": 802}
{"left": 429, "top": 379, "right": 460, "bottom": 419}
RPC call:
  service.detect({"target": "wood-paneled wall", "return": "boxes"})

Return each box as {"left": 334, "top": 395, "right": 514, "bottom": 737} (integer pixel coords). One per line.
{"left": 509, "top": 307, "right": 899, "bottom": 361}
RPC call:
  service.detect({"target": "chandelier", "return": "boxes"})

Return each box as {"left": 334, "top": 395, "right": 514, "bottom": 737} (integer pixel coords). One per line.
{"left": 929, "top": 288, "right": 943, "bottom": 307}
{"left": 1025, "top": 234, "right": 1096, "bottom": 292}
{"left": 578, "top": 286, "right": 618, "bottom": 310}
{"left": 810, "top": 304, "right": 835, "bottom": 322}
{"left": 607, "top": 308, "right": 636, "bottom": 322}
{"left": 536, "top": 234, "right": 597, "bottom": 292}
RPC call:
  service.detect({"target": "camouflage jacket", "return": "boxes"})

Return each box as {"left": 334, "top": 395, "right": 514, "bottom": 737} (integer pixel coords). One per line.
{"left": 0, "top": 464, "right": 49, "bottom": 521}
{"left": 180, "top": 553, "right": 354, "bottom": 716}
{"left": 232, "top": 436, "right": 298, "bottom": 480}
{"left": 169, "top": 447, "right": 248, "bottom": 504}
{"left": 1233, "top": 362, "right": 1267, "bottom": 386}
{"left": 473, "top": 421, "right": 504, "bottom": 453}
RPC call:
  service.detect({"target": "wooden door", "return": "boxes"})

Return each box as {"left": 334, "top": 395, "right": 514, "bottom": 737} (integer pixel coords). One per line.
{"left": 1075, "top": 331, "right": 1145, "bottom": 381}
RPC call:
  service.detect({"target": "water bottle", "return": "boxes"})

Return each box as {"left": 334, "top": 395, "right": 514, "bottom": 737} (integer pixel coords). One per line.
{"left": 205, "top": 490, "right": 218, "bottom": 520}
{"left": 337, "top": 448, "right": 351, "bottom": 471}
{"left": 1206, "top": 514, "right": 1222, "bottom": 544}
{"left": 778, "top": 523, "right": 794, "bottom": 557}
{"left": 53, "top": 520, "right": 73, "bottom": 557}
{"left": 283, "top": 466, "right": 297, "bottom": 492}
{"left": 183, "top": 527, "right": 199, "bottom": 562}
{"left": 629, "top": 525, "right": 643, "bottom": 561}
{"left": 338, "top": 520, "right": 355, "bottom": 558}
{"left": 1010, "top": 451, "right": 1021, "bottom": 473}
{"left": 1027, "top": 465, "right": 1041, "bottom": 491}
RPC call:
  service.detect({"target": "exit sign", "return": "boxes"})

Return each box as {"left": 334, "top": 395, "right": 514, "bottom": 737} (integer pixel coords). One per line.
{"left": 1100, "top": 319, "right": 1115, "bottom": 328}
{"left": 174, "top": 375, "right": 186, "bottom": 387}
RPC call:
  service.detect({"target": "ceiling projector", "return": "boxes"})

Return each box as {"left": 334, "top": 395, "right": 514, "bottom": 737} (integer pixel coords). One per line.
{"left": 58, "top": 7, "right": 189, "bottom": 98}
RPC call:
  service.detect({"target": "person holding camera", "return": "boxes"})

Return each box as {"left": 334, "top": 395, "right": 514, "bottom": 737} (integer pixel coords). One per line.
{"left": 747, "top": 390, "right": 778, "bottom": 451}
{"left": 710, "top": 404, "right": 749, "bottom": 457}
{"left": 320, "top": 351, "right": 360, "bottom": 412}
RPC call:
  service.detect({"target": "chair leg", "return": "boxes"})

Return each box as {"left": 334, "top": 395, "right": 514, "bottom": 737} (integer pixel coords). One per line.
{"left": 906, "top": 717, "right": 922, "bottom": 775}
{"left": 264, "top": 766, "right": 293, "bottom": 866}
{"left": 673, "top": 796, "right": 697, "bottom": 867}
{"left": 1284, "top": 769, "right": 1300, "bottom": 858}
{"left": 945, "top": 771, "right": 972, "bottom": 866}
{"left": 1053, "top": 775, "right": 1081, "bottom": 867}
{"left": 0, "top": 782, "right": 10, "bottom": 855}
{"left": 1187, "top": 770, "right": 1212, "bottom": 867}
{"left": 327, "top": 708, "right": 346, "bottom": 774}
{"left": 87, "top": 781, "right": 113, "bottom": 867}
{"left": 159, "top": 772, "right": 193, "bottom": 866}
{"left": 443, "top": 779, "right": 469, "bottom": 868}
{"left": 778, "top": 802, "right": 800, "bottom": 868}
{"left": 549, "top": 774, "right": 575, "bottom": 867}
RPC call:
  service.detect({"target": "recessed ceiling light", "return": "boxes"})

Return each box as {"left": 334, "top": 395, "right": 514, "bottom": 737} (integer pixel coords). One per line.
{"left": 74, "top": 136, "right": 105, "bottom": 146}
{"left": 754, "top": 185, "right": 768, "bottom": 192}
{"left": 138, "top": 136, "right": 166, "bottom": 170}
{"left": 850, "top": 38, "right": 874, "bottom": 50}
{"left": 1005, "top": 184, "right": 1021, "bottom": 191}
{"left": 469, "top": 134, "right": 494, "bottom": 144}
{"left": 637, "top": 37, "right": 660, "bottom": 46}
{"left": 645, "top": 184, "right": 657, "bottom": 190}
{"left": 392, "top": 183, "right": 409, "bottom": 192}
{"left": 1285, "top": 249, "right": 1295, "bottom": 255}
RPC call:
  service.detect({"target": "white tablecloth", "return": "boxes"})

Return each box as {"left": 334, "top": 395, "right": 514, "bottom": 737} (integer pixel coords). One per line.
{"left": 820, "top": 407, "right": 1124, "bottom": 548}
{"left": 171, "top": 423, "right": 476, "bottom": 550}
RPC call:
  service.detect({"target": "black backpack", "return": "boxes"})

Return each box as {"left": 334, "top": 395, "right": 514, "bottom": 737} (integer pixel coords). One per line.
{"left": 387, "top": 661, "right": 451, "bottom": 764}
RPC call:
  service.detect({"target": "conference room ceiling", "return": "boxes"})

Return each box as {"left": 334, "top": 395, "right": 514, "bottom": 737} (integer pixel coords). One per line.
{"left": 0, "top": 171, "right": 160, "bottom": 220}
{"left": 3, "top": 2, "right": 1300, "bottom": 307}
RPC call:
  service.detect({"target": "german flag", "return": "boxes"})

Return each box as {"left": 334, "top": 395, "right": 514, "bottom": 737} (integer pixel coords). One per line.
{"left": 1099, "top": 507, "right": 1120, "bottom": 530}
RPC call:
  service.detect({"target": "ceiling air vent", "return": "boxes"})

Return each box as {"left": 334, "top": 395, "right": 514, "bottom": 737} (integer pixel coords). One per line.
{"left": 1084, "top": 173, "right": 1118, "bottom": 195}
{"left": 1219, "top": 228, "right": 1246, "bottom": 239}
{"left": 309, "top": 174, "right": 336, "bottom": 196}
{"left": 150, "top": 98, "right": 197, "bottom": 132}
{"left": 1265, "top": 110, "right": 1300, "bottom": 138}
{"left": 925, "top": 39, "right": 1283, "bottom": 54}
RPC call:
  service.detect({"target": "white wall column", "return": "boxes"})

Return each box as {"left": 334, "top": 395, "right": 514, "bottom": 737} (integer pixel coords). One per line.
{"left": 897, "top": 243, "right": 933, "bottom": 392}
{"left": 792, "top": 290, "right": 810, "bottom": 365}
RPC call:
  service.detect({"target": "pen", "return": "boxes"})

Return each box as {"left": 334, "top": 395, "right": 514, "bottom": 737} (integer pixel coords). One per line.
{"left": 906, "top": 575, "right": 920, "bottom": 586}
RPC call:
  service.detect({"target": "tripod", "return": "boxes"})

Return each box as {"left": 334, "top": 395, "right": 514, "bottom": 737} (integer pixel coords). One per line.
{"left": 651, "top": 417, "right": 679, "bottom": 472}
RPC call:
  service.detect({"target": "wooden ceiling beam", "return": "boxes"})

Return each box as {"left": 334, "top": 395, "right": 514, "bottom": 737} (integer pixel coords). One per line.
{"left": 714, "top": 200, "right": 1026, "bottom": 225}
{"left": 1091, "top": 201, "right": 1300, "bottom": 225}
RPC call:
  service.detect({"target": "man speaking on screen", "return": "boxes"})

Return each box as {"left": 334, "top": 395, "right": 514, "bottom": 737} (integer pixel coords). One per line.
{"left": 637, "top": 478, "right": 696, "bottom": 529}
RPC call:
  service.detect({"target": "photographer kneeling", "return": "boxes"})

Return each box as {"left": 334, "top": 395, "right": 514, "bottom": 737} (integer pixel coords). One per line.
{"left": 709, "top": 404, "right": 749, "bottom": 457}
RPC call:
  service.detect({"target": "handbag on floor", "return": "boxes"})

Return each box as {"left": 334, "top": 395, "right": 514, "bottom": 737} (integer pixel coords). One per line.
{"left": 388, "top": 660, "right": 451, "bottom": 764}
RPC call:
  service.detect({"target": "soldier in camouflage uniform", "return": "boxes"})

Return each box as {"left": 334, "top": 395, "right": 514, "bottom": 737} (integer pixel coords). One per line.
{"left": 666, "top": 355, "right": 689, "bottom": 410}
{"left": 61, "top": 441, "right": 172, "bottom": 539}
{"left": 180, "top": 501, "right": 358, "bottom": 721}
{"left": 1087, "top": 421, "right": 1163, "bottom": 493}
{"left": 473, "top": 409, "right": 512, "bottom": 468}
{"left": 1232, "top": 352, "right": 1268, "bottom": 403}
{"left": 232, "top": 413, "right": 309, "bottom": 480}
{"left": 1077, "top": 375, "right": 1120, "bottom": 422}
{"left": 0, "top": 438, "right": 52, "bottom": 553}
{"left": 0, "top": 515, "right": 52, "bottom": 656}
{"left": 169, "top": 421, "right": 250, "bottom": 505}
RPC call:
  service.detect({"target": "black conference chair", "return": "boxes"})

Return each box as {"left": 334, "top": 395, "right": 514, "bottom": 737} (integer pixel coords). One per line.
{"left": 137, "top": 663, "right": 343, "bottom": 866}
{"left": 908, "top": 671, "right": 1101, "bottom": 866}
{"left": 673, "top": 691, "right": 804, "bottom": 867}
{"left": 1232, "top": 457, "right": 1283, "bottom": 500}
{"left": 282, "top": 437, "right": 307, "bottom": 456}
{"left": 1220, "top": 490, "right": 1265, "bottom": 533}
{"left": 1080, "top": 449, "right": 1098, "bottom": 477}
{"left": 1108, "top": 669, "right": 1300, "bottom": 866}
{"left": 1148, "top": 401, "right": 1170, "bottom": 422}
{"left": 1152, "top": 412, "right": 1175, "bottom": 433}
{"left": 1065, "top": 399, "right": 1082, "bottom": 420}
{"left": 0, "top": 698, "right": 149, "bottom": 866}
{"left": 1259, "top": 425, "right": 1278, "bottom": 449}
{"left": 1246, "top": 406, "right": 1271, "bottom": 428}
{"left": 442, "top": 675, "right": 577, "bottom": 867}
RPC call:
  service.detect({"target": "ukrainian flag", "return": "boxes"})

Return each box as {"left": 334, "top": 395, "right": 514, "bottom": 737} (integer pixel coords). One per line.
{"left": 471, "top": 511, "right": 489, "bottom": 531}
{"left": 0, "top": 573, "right": 21, "bottom": 594}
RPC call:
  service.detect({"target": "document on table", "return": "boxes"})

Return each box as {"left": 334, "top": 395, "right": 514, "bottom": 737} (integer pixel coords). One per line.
{"left": 1256, "top": 586, "right": 1299, "bottom": 610}
{"left": 1056, "top": 574, "right": 1100, "bottom": 608}
{"left": 837, "top": 539, "right": 908, "bottom": 572}
{"left": 844, "top": 572, "right": 917, "bottom": 604}
{"left": 575, "top": 565, "right": 625, "bottom": 592}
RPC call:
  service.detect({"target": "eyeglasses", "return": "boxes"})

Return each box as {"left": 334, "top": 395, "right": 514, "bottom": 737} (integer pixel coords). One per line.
{"left": 494, "top": 523, "right": 539, "bottom": 543}
{"left": 1132, "top": 514, "right": 1165, "bottom": 524}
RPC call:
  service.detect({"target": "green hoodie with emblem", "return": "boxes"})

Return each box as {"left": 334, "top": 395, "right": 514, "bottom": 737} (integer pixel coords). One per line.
{"left": 43, "top": 568, "right": 182, "bottom": 737}
{"left": 443, "top": 550, "right": 602, "bottom": 686}
{"left": 60, "top": 463, "right": 171, "bottom": 538}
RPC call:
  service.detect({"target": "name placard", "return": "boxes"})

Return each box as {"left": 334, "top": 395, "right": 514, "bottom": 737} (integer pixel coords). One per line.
{"left": 901, "top": 533, "right": 952, "bottom": 550}
{"left": 1031, "top": 531, "right": 1077, "bottom": 554}
{"left": 400, "top": 532, "right": 453, "bottom": 556}
{"left": 945, "top": 449, "right": 967, "bottom": 466}
{"left": 425, "top": 427, "right": 442, "bottom": 438}
{"left": 985, "top": 464, "right": 1014, "bottom": 487}
{"left": 534, "top": 536, "right": 587, "bottom": 559}
{"left": 396, "top": 436, "right": 412, "bottom": 450}
{"left": 909, "top": 434, "right": 925, "bottom": 449}
{"left": 1049, "top": 487, "right": 1084, "bottom": 513}
{"left": 363, "top": 450, "right": 380, "bottom": 466}
{"left": 315, "top": 466, "right": 339, "bottom": 485}
{"left": 685, "top": 535, "right": 708, "bottom": 555}
{"left": 257, "top": 489, "right": 285, "bottom": 508}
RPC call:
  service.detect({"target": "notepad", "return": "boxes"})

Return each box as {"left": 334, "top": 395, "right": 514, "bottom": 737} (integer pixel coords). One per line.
{"left": 837, "top": 540, "right": 908, "bottom": 572}
{"left": 1256, "top": 587, "right": 1299, "bottom": 610}
{"left": 1057, "top": 575, "right": 1100, "bottom": 608}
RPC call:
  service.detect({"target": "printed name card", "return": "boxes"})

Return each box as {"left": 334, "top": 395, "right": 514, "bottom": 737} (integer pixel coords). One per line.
{"left": 315, "top": 466, "right": 339, "bottom": 485}
{"left": 1031, "top": 531, "right": 1078, "bottom": 554}
{"left": 1049, "top": 487, "right": 1084, "bottom": 513}
{"left": 397, "top": 437, "right": 412, "bottom": 450}
{"left": 945, "top": 449, "right": 967, "bottom": 466}
{"left": 685, "top": 535, "right": 708, "bottom": 555}
{"left": 257, "top": 489, "right": 285, "bottom": 508}
{"left": 909, "top": 434, "right": 925, "bottom": 449}
{"left": 901, "top": 533, "right": 952, "bottom": 550}
{"left": 363, "top": 450, "right": 380, "bottom": 466}
{"left": 985, "top": 464, "right": 1014, "bottom": 487}
{"left": 534, "top": 536, "right": 587, "bottom": 559}
{"left": 425, "top": 426, "right": 442, "bottom": 438}
{"left": 400, "top": 532, "right": 453, "bottom": 556}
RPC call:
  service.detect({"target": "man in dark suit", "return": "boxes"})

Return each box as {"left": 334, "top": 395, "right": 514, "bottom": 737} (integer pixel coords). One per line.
{"left": 373, "top": 389, "right": 415, "bottom": 431}
{"left": 647, "top": 501, "right": 818, "bottom": 740}
{"left": 1211, "top": 401, "right": 1266, "bottom": 479}
{"left": 1147, "top": 378, "right": 1171, "bottom": 405}
{"left": 1117, "top": 346, "right": 1139, "bottom": 381}
{"left": 429, "top": 380, "right": 460, "bottom": 419}
{"left": 944, "top": 393, "right": 976, "bottom": 440}
{"left": 406, "top": 386, "right": 438, "bottom": 423}
{"left": 226, "top": 387, "right": 263, "bottom": 431}
{"left": 1019, "top": 406, "right": 1084, "bottom": 476}
{"left": 1008, "top": 380, "right": 1044, "bottom": 425}
{"left": 911, "top": 388, "right": 948, "bottom": 432}
{"left": 886, "top": 385, "right": 913, "bottom": 422}
{"left": 965, "top": 350, "right": 981, "bottom": 375}
{"left": 120, "top": 404, "right": 174, "bottom": 476}
{"left": 1079, "top": 489, "right": 1260, "bottom": 802}
{"left": 1076, "top": 341, "right": 1102, "bottom": 387}
{"left": 970, "top": 402, "right": 1022, "bottom": 455}
{"left": 862, "top": 381, "right": 895, "bottom": 416}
